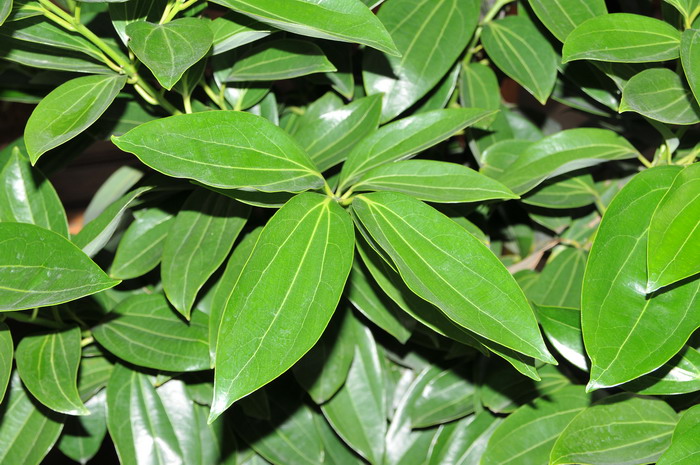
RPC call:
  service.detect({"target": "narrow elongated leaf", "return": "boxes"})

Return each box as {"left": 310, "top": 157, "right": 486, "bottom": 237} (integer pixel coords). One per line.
{"left": 211, "top": 11, "right": 272, "bottom": 55}
{"left": 623, "top": 345, "right": 700, "bottom": 395}
{"left": 321, "top": 324, "right": 386, "bottom": 465}
{"left": 112, "top": 111, "right": 324, "bottom": 193}
{"left": 550, "top": 394, "right": 678, "bottom": 465}
{"left": 206, "top": 0, "right": 398, "bottom": 55}
{"left": 0, "top": 38, "right": 110, "bottom": 74}
{"left": 106, "top": 364, "right": 184, "bottom": 465}
{"left": 528, "top": 0, "right": 606, "bottom": 41}
{"left": 313, "top": 412, "right": 364, "bottom": 465}
{"left": 483, "top": 386, "right": 591, "bottom": 465}
{"left": 482, "top": 15, "right": 558, "bottom": 104}
{"left": 523, "top": 173, "right": 598, "bottom": 209}
{"left": 647, "top": 162, "right": 700, "bottom": 291}
{"left": 57, "top": 391, "right": 107, "bottom": 464}
{"left": 0, "top": 0, "right": 11, "bottom": 25}
{"left": 0, "top": 149, "right": 68, "bottom": 236}
{"left": 681, "top": 29, "right": 700, "bottom": 104}
{"left": 405, "top": 364, "right": 475, "bottom": 428}
{"left": 620, "top": 68, "right": 700, "bottom": 125}
{"left": 25, "top": 74, "right": 126, "bottom": 163}
{"left": 0, "top": 323, "right": 11, "bottom": 403}
{"left": 15, "top": 326, "right": 88, "bottom": 415}
{"left": 531, "top": 247, "right": 587, "bottom": 308}
{"left": 353, "top": 160, "right": 518, "bottom": 203}
{"left": 562, "top": 13, "right": 682, "bottom": 63}
{"left": 93, "top": 293, "right": 210, "bottom": 372}
{"left": 162, "top": 189, "right": 249, "bottom": 319}
{"left": 536, "top": 305, "right": 588, "bottom": 371}
{"left": 428, "top": 411, "right": 502, "bottom": 465}
{"left": 156, "top": 380, "right": 202, "bottom": 465}
{"left": 126, "top": 18, "right": 213, "bottom": 90}
{"left": 338, "top": 108, "right": 495, "bottom": 192}
{"left": 460, "top": 62, "right": 500, "bottom": 114}
{"left": 583, "top": 166, "right": 700, "bottom": 390}
{"left": 363, "top": 0, "right": 480, "bottom": 121}
{"left": 0, "top": 223, "right": 119, "bottom": 311}
{"left": 83, "top": 165, "right": 144, "bottom": 224}
{"left": 664, "top": 0, "right": 700, "bottom": 20}
{"left": 0, "top": 373, "right": 64, "bottom": 465}
{"left": 352, "top": 192, "right": 553, "bottom": 362}
{"left": 495, "top": 128, "right": 639, "bottom": 195}
{"left": 657, "top": 404, "right": 700, "bottom": 465}
{"left": 211, "top": 193, "right": 354, "bottom": 420}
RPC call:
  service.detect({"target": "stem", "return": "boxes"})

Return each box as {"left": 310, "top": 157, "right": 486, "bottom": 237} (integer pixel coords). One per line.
{"left": 637, "top": 153, "right": 653, "bottom": 168}
{"left": 80, "top": 336, "right": 94, "bottom": 348}
{"left": 183, "top": 93, "right": 193, "bottom": 113}
{"left": 160, "top": 0, "right": 198, "bottom": 24}
{"left": 464, "top": 0, "right": 514, "bottom": 63}
{"left": 323, "top": 181, "right": 335, "bottom": 198}
{"left": 201, "top": 80, "right": 228, "bottom": 110}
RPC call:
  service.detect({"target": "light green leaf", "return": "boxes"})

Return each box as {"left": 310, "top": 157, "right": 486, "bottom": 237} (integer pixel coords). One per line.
{"left": 211, "top": 193, "right": 354, "bottom": 420}
{"left": 0, "top": 323, "right": 12, "bottom": 403}
{"left": 428, "top": 411, "right": 502, "bottom": 465}
{"left": 0, "top": 148, "right": 68, "bottom": 236}
{"left": 530, "top": 247, "right": 587, "bottom": 308}
{"left": 647, "top": 163, "right": 700, "bottom": 291}
{"left": 623, "top": 345, "right": 700, "bottom": 395}
{"left": 211, "top": 11, "right": 272, "bottom": 55}
{"left": 523, "top": 173, "right": 598, "bottom": 209}
{"left": 106, "top": 364, "right": 184, "bottom": 465}
{"left": 0, "top": 223, "right": 119, "bottom": 311}
{"left": 528, "top": 0, "right": 606, "bottom": 41}
{"left": 550, "top": 394, "right": 678, "bottom": 465}
{"left": 482, "top": 15, "right": 558, "bottom": 104}
{"left": 483, "top": 386, "right": 591, "bottom": 465}
{"left": 0, "top": 0, "right": 11, "bottom": 25}
{"left": 57, "top": 391, "right": 107, "bottom": 464}
{"left": 93, "top": 293, "right": 210, "bottom": 372}
{"left": 0, "top": 38, "right": 110, "bottom": 74}
{"left": 338, "top": 108, "right": 496, "bottom": 192}
{"left": 563, "top": 13, "right": 682, "bottom": 63}
{"left": 681, "top": 28, "right": 700, "bottom": 105}
{"left": 352, "top": 192, "right": 554, "bottom": 363}
{"left": 363, "top": 0, "right": 480, "bottom": 121}
{"left": 112, "top": 111, "right": 324, "bottom": 193}
{"left": 536, "top": 305, "right": 588, "bottom": 371}
{"left": 657, "top": 404, "right": 700, "bottom": 465}
{"left": 15, "top": 326, "right": 88, "bottom": 415}
{"left": 664, "top": 0, "right": 700, "bottom": 22}
{"left": 25, "top": 74, "right": 126, "bottom": 163}
{"left": 405, "top": 364, "right": 475, "bottom": 428}
{"left": 583, "top": 166, "right": 700, "bottom": 390}
{"left": 162, "top": 189, "right": 249, "bottom": 319}
{"left": 620, "top": 68, "right": 700, "bottom": 125}
{"left": 0, "top": 373, "right": 64, "bottom": 465}
{"left": 109, "top": 0, "right": 168, "bottom": 45}
{"left": 126, "top": 18, "right": 213, "bottom": 90}
{"left": 226, "top": 39, "right": 335, "bottom": 82}
{"left": 353, "top": 160, "right": 518, "bottom": 203}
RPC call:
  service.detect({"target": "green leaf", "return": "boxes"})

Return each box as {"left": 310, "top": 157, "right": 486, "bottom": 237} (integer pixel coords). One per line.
{"left": 0, "top": 223, "right": 119, "bottom": 311}
{"left": 0, "top": 373, "right": 64, "bottom": 465}
{"left": 482, "top": 386, "right": 591, "bottom": 465}
{"left": 24, "top": 74, "right": 126, "bottom": 163}
{"left": 162, "top": 189, "right": 249, "bottom": 319}
{"left": 226, "top": 39, "right": 335, "bottom": 82}
{"left": 480, "top": 139, "right": 532, "bottom": 179}
{"left": 482, "top": 15, "right": 558, "bottom": 104}
{"left": 550, "top": 394, "right": 678, "bottom": 465}
{"left": 0, "top": 148, "right": 68, "bottom": 236}
{"left": 313, "top": 411, "right": 364, "bottom": 465}
{"left": 211, "top": 11, "right": 272, "bottom": 55}
{"left": 112, "top": 111, "right": 324, "bottom": 193}
{"left": 527, "top": 0, "right": 607, "bottom": 41}
{"left": 83, "top": 166, "right": 144, "bottom": 224}
{"left": 57, "top": 391, "right": 107, "bottom": 464}
{"left": 353, "top": 160, "right": 518, "bottom": 203}
{"left": 206, "top": 0, "right": 398, "bottom": 56}
{"left": 156, "top": 379, "right": 203, "bottom": 465}
{"left": 338, "top": 108, "right": 496, "bottom": 192}
{"left": 494, "top": 128, "right": 640, "bottom": 195}
{"left": 523, "top": 173, "right": 598, "bottom": 209}
{"left": 77, "top": 355, "right": 113, "bottom": 402}
{"left": 414, "top": 61, "right": 460, "bottom": 113}
{"left": 211, "top": 193, "right": 354, "bottom": 420}
{"left": 647, "top": 163, "right": 700, "bottom": 291}
{"left": 125, "top": 18, "right": 213, "bottom": 90}
{"left": 0, "top": 0, "right": 11, "bottom": 25}
{"left": 657, "top": 404, "right": 700, "bottom": 465}
{"left": 405, "top": 364, "right": 475, "bottom": 428}
{"left": 428, "top": 411, "right": 502, "bottom": 465}
{"left": 0, "top": 38, "right": 111, "bottom": 74}
{"left": 292, "top": 307, "right": 356, "bottom": 404}
{"left": 562, "top": 13, "right": 682, "bottom": 63}
{"left": 620, "top": 68, "right": 700, "bottom": 125}
{"left": 665, "top": 0, "right": 700, "bottom": 21}
{"left": 530, "top": 247, "right": 587, "bottom": 308}
{"left": 15, "top": 326, "right": 88, "bottom": 415}
{"left": 352, "top": 192, "right": 553, "bottom": 363}
{"left": 681, "top": 28, "right": 700, "bottom": 105}
{"left": 363, "top": 0, "right": 480, "bottom": 121}
{"left": 583, "top": 166, "right": 700, "bottom": 390}
{"left": 623, "top": 345, "right": 700, "bottom": 395}
{"left": 106, "top": 364, "right": 184, "bottom": 465}
{"left": 293, "top": 94, "right": 382, "bottom": 172}
{"left": 321, "top": 324, "right": 386, "bottom": 465}
{"left": 110, "top": 205, "right": 175, "bottom": 279}
{"left": 0, "top": 323, "right": 12, "bottom": 403}
{"left": 536, "top": 305, "right": 588, "bottom": 371}
{"left": 459, "top": 63, "right": 501, "bottom": 122}
{"left": 93, "top": 293, "right": 210, "bottom": 372}
{"left": 109, "top": 0, "right": 168, "bottom": 45}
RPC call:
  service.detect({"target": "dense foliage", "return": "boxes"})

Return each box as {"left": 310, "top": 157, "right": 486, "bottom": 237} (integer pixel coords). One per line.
{"left": 0, "top": 0, "right": 699, "bottom": 464}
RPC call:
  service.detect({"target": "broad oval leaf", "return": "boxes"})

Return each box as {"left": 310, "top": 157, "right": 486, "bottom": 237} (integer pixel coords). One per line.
{"left": 352, "top": 192, "right": 554, "bottom": 363}
{"left": 550, "top": 394, "right": 677, "bottom": 465}
{"left": 681, "top": 29, "right": 700, "bottom": 105}
{"left": 112, "top": 111, "right": 324, "bottom": 193}
{"left": 211, "top": 193, "right": 354, "bottom": 420}
{"left": 0, "top": 222, "right": 119, "bottom": 311}
{"left": 482, "top": 386, "right": 591, "bottom": 465}
{"left": 528, "top": 0, "right": 607, "bottom": 41}
{"left": 15, "top": 326, "right": 88, "bottom": 415}
{"left": 206, "top": 0, "right": 398, "bottom": 55}
{"left": 482, "top": 15, "right": 558, "bottom": 104}
{"left": 162, "top": 189, "right": 249, "bottom": 319}
{"left": 126, "top": 18, "right": 213, "bottom": 90}
{"left": 582, "top": 166, "right": 700, "bottom": 390}
{"left": 562, "top": 13, "right": 682, "bottom": 63}
{"left": 93, "top": 293, "right": 210, "bottom": 372}
{"left": 25, "top": 74, "right": 126, "bottom": 163}
{"left": 620, "top": 68, "right": 700, "bottom": 125}
{"left": 657, "top": 404, "right": 700, "bottom": 465}
{"left": 0, "top": 323, "right": 12, "bottom": 403}
{"left": 363, "top": 0, "right": 480, "bottom": 121}
{"left": 57, "top": 391, "right": 107, "bottom": 464}
{"left": 353, "top": 160, "right": 518, "bottom": 203}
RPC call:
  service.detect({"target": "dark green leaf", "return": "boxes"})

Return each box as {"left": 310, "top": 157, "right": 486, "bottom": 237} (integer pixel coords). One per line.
{"left": 460, "top": 62, "right": 500, "bottom": 118}
{"left": 623, "top": 345, "right": 700, "bottom": 395}
{"left": 405, "top": 364, "right": 475, "bottom": 428}
{"left": 523, "top": 173, "right": 598, "bottom": 209}
{"left": 57, "top": 391, "right": 107, "bottom": 464}
{"left": 313, "top": 412, "right": 364, "bottom": 465}
{"left": 77, "top": 355, "right": 113, "bottom": 402}
{"left": 211, "top": 11, "right": 272, "bottom": 55}
{"left": 415, "top": 61, "right": 460, "bottom": 113}
{"left": 0, "top": 323, "right": 11, "bottom": 403}
{"left": 428, "top": 411, "right": 502, "bottom": 465}
{"left": 536, "top": 304, "right": 588, "bottom": 371}
{"left": 156, "top": 379, "right": 202, "bottom": 465}
{"left": 109, "top": 0, "right": 168, "bottom": 45}
{"left": 83, "top": 166, "right": 144, "bottom": 224}
{"left": 681, "top": 28, "right": 700, "bottom": 105}
{"left": 528, "top": 0, "right": 606, "bottom": 41}
{"left": 0, "top": 38, "right": 111, "bottom": 74}
{"left": 530, "top": 247, "right": 587, "bottom": 308}
{"left": 0, "top": 0, "right": 11, "bottom": 24}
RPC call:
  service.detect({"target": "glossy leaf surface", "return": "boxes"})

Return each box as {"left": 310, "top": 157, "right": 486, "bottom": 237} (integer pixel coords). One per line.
{"left": 405, "top": 364, "right": 475, "bottom": 428}
{"left": 210, "top": 11, "right": 272, "bottom": 55}
{"left": 623, "top": 345, "right": 700, "bottom": 395}
{"left": 657, "top": 404, "right": 700, "bottom": 465}
{"left": 681, "top": 28, "right": 700, "bottom": 104}
{"left": 528, "top": 0, "right": 607, "bottom": 41}
{"left": 537, "top": 305, "right": 588, "bottom": 371}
